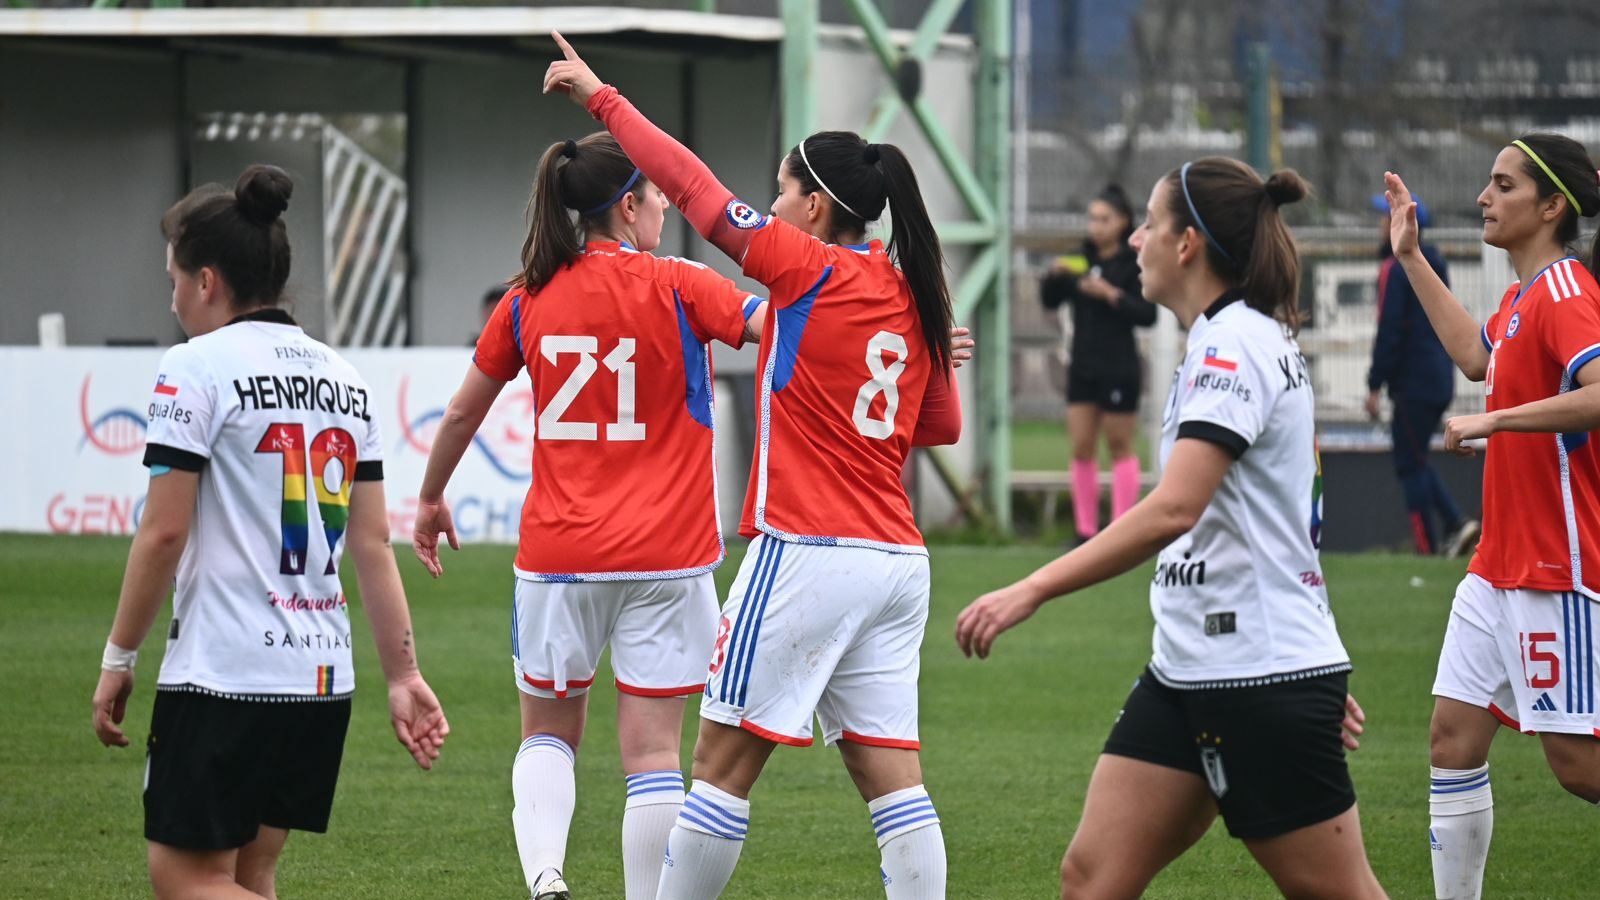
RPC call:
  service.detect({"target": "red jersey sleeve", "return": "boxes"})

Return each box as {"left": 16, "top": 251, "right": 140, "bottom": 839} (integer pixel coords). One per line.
{"left": 1537, "top": 270, "right": 1600, "bottom": 382}
{"left": 912, "top": 369, "right": 962, "bottom": 446}
{"left": 741, "top": 218, "right": 833, "bottom": 308}
{"left": 665, "top": 257, "right": 758, "bottom": 348}
{"left": 473, "top": 288, "right": 527, "bottom": 382}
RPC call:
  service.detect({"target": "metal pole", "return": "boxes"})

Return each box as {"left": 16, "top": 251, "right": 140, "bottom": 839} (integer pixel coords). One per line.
{"left": 1246, "top": 41, "right": 1272, "bottom": 173}
{"left": 975, "top": 0, "right": 1013, "bottom": 531}
{"left": 780, "top": 0, "right": 818, "bottom": 152}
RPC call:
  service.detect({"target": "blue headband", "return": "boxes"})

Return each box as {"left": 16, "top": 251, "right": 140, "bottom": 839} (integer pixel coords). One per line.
{"left": 582, "top": 167, "right": 643, "bottom": 217}
{"left": 1180, "top": 162, "right": 1233, "bottom": 264}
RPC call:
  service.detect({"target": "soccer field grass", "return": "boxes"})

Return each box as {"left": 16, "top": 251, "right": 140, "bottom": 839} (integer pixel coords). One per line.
{"left": 2, "top": 534, "right": 1591, "bottom": 899}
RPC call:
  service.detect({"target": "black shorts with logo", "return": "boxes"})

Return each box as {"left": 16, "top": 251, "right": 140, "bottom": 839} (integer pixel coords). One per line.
{"left": 1066, "top": 366, "right": 1141, "bottom": 414}
{"left": 1102, "top": 666, "right": 1356, "bottom": 839}
{"left": 145, "top": 687, "right": 353, "bottom": 850}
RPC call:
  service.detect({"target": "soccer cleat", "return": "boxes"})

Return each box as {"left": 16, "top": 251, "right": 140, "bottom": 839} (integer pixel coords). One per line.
{"left": 1443, "top": 519, "right": 1481, "bottom": 559}
{"left": 531, "top": 868, "right": 571, "bottom": 900}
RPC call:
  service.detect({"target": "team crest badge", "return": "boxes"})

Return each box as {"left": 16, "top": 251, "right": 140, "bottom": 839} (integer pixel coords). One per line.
{"left": 1506, "top": 311, "right": 1521, "bottom": 338}
{"left": 724, "top": 198, "right": 767, "bottom": 230}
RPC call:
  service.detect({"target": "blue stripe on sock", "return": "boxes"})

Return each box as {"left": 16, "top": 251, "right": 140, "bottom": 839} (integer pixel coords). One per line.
{"left": 872, "top": 802, "right": 938, "bottom": 834}
{"left": 1429, "top": 770, "right": 1487, "bottom": 785}
{"left": 626, "top": 770, "right": 683, "bottom": 784}
{"left": 683, "top": 793, "right": 749, "bottom": 831}
{"left": 1430, "top": 778, "right": 1490, "bottom": 795}
{"left": 874, "top": 812, "right": 942, "bottom": 838}
{"left": 870, "top": 795, "right": 934, "bottom": 821}
{"left": 720, "top": 538, "right": 774, "bottom": 704}
{"left": 625, "top": 772, "right": 685, "bottom": 797}
{"left": 677, "top": 808, "right": 745, "bottom": 841}
{"left": 517, "top": 735, "right": 574, "bottom": 765}
{"left": 736, "top": 540, "right": 784, "bottom": 708}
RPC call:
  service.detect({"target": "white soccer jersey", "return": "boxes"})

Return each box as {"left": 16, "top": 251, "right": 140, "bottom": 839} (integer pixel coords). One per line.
{"left": 142, "top": 309, "right": 383, "bottom": 700}
{"left": 1148, "top": 293, "right": 1350, "bottom": 688}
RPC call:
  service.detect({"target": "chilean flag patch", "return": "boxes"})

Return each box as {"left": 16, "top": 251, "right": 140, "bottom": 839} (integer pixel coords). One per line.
{"left": 1202, "top": 347, "right": 1238, "bottom": 371}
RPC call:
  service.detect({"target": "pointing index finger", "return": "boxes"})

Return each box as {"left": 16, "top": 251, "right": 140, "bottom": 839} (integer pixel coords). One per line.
{"left": 552, "top": 30, "right": 580, "bottom": 61}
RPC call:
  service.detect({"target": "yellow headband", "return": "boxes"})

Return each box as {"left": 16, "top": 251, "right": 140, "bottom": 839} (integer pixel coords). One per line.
{"left": 1513, "top": 139, "right": 1583, "bottom": 217}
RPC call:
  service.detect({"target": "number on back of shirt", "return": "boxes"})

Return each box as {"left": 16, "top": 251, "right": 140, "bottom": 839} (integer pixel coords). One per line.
{"left": 538, "top": 336, "right": 645, "bottom": 441}
{"left": 853, "top": 331, "right": 909, "bottom": 439}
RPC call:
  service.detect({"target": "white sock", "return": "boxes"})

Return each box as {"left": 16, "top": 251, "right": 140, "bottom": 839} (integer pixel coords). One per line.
{"left": 654, "top": 780, "right": 749, "bottom": 900}
{"left": 513, "top": 735, "right": 577, "bottom": 893}
{"left": 869, "top": 785, "right": 946, "bottom": 900}
{"left": 622, "top": 769, "right": 685, "bottom": 900}
{"left": 1430, "top": 764, "right": 1493, "bottom": 900}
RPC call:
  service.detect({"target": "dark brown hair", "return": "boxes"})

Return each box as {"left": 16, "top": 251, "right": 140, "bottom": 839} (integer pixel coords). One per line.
{"left": 1513, "top": 132, "right": 1600, "bottom": 277}
{"left": 515, "top": 132, "right": 645, "bottom": 293}
{"left": 1162, "top": 157, "right": 1310, "bottom": 330}
{"left": 784, "top": 131, "right": 953, "bottom": 373}
{"left": 161, "top": 164, "right": 293, "bottom": 307}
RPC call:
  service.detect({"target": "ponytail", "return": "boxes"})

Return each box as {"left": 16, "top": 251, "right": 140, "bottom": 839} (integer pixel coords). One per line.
{"left": 1164, "top": 157, "right": 1310, "bottom": 332}
{"left": 784, "top": 131, "right": 953, "bottom": 372}
{"left": 515, "top": 132, "right": 643, "bottom": 293}
{"left": 1511, "top": 132, "right": 1600, "bottom": 281}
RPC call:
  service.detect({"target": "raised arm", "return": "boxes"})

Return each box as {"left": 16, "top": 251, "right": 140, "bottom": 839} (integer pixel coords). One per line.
{"left": 543, "top": 32, "right": 754, "bottom": 262}
{"left": 1385, "top": 171, "right": 1491, "bottom": 381}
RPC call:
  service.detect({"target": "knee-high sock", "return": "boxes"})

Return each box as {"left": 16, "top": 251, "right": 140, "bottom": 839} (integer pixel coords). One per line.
{"left": 513, "top": 735, "right": 577, "bottom": 892}
{"left": 655, "top": 780, "right": 749, "bottom": 900}
{"left": 869, "top": 786, "right": 945, "bottom": 900}
{"left": 622, "top": 770, "right": 685, "bottom": 900}
{"left": 1072, "top": 459, "right": 1101, "bottom": 538}
{"left": 1430, "top": 764, "right": 1492, "bottom": 900}
{"left": 1110, "top": 455, "right": 1141, "bottom": 520}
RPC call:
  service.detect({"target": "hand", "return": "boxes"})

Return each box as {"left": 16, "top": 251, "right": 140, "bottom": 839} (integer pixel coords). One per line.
{"left": 542, "top": 31, "right": 605, "bottom": 107}
{"left": 1079, "top": 275, "right": 1117, "bottom": 302}
{"left": 1364, "top": 391, "right": 1381, "bottom": 421}
{"left": 1444, "top": 413, "right": 1496, "bottom": 455}
{"left": 412, "top": 497, "right": 459, "bottom": 578}
{"left": 955, "top": 581, "right": 1046, "bottom": 659}
{"left": 92, "top": 668, "right": 135, "bottom": 748}
{"left": 388, "top": 674, "right": 449, "bottom": 771}
{"left": 1341, "top": 693, "right": 1366, "bottom": 751}
{"left": 1383, "top": 171, "right": 1420, "bottom": 258}
{"left": 950, "top": 326, "right": 974, "bottom": 369}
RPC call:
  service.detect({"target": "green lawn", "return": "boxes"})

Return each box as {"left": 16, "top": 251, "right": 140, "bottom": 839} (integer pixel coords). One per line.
{"left": 1, "top": 535, "right": 1589, "bottom": 898}
{"left": 1011, "top": 417, "right": 1152, "bottom": 472}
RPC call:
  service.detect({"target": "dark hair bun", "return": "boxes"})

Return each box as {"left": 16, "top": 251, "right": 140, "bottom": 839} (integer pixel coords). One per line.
{"left": 1264, "top": 169, "right": 1309, "bottom": 207}
{"left": 562, "top": 139, "right": 579, "bottom": 159}
{"left": 862, "top": 144, "right": 881, "bottom": 165}
{"left": 234, "top": 164, "right": 293, "bottom": 225}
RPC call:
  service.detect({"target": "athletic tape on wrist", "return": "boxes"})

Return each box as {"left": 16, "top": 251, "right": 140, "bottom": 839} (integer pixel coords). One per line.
{"left": 102, "top": 640, "right": 138, "bottom": 672}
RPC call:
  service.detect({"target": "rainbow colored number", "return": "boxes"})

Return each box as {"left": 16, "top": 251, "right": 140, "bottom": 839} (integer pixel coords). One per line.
{"left": 256, "top": 423, "right": 359, "bottom": 576}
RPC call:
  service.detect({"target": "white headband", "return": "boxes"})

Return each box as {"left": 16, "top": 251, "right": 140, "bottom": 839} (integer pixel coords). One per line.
{"left": 799, "top": 139, "right": 864, "bottom": 220}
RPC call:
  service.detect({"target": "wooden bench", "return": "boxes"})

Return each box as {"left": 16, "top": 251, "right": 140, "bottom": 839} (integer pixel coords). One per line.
{"left": 1010, "top": 468, "right": 1159, "bottom": 531}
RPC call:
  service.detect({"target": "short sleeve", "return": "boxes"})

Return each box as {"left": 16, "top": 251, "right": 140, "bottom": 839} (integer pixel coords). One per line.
{"left": 1536, "top": 277, "right": 1600, "bottom": 383}
{"left": 1173, "top": 335, "right": 1270, "bottom": 459}
{"left": 739, "top": 216, "right": 832, "bottom": 309}
{"left": 355, "top": 375, "right": 384, "bottom": 481}
{"left": 1482, "top": 309, "right": 1499, "bottom": 354}
{"left": 142, "top": 344, "right": 217, "bottom": 472}
{"left": 664, "top": 256, "right": 757, "bottom": 348}
{"left": 473, "top": 289, "right": 528, "bottom": 382}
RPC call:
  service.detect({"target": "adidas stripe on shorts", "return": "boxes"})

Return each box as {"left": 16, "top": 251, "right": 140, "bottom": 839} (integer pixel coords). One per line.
{"left": 1434, "top": 573, "right": 1600, "bottom": 736}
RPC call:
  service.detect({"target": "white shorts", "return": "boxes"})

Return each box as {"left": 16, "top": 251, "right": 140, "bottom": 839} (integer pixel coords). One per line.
{"left": 512, "top": 574, "right": 719, "bottom": 700}
{"left": 1433, "top": 573, "right": 1599, "bottom": 737}
{"left": 701, "top": 535, "right": 931, "bottom": 748}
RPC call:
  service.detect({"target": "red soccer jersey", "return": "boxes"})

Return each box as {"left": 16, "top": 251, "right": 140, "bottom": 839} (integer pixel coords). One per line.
{"left": 737, "top": 219, "right": 948, "bottom": 552}
{"left": 1474, "top": 257, "right": 1600, "bottom": 594}
{"left": 473, "top": 241, "right": 756, "bottom": 579}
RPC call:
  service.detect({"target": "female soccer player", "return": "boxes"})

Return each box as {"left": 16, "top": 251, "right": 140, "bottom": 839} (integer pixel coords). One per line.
{"left": 956, "top": 159, "right": 1386, "bottom": 900}
{"left": 544, "top": 33, "right": 962, "bottom": 900}
{"left": 411, "top": 132, "right": 763, "bottom": 900}
{"left": 91, "top": 165, "right": 448, "bottom": 900}
{"left": 1039, "top": 184, "right": 1158, "bottom": 540}
{"left": 1383, "top": 134, "right": 1600, "bottom": 900}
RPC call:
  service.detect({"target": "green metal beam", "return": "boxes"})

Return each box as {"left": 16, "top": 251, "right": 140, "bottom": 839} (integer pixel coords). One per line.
{"left": 779, "top": 0, "right": 818, "bottom": 152}
{"left": 974, "top": 0, "right": 1013, "bottom": 530}
{"left": 848, "top": 0, "right": 966, "bottom": 146}
{"left": 905, "top": 95, "right": 997, "bottom": 226}
{"left": 951, "top": 244, "right": 999, "bottom": 320}
{"left": 936, "top": 221, "right": 997, "bottom": 245}
{"left": 89, "top": 0, "right": 123, "bottom": 8}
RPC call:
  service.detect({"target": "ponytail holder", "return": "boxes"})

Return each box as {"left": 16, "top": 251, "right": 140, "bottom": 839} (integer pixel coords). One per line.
{"left": 862, "top": 144, "right": 881, "bottom": 165}
{"left": 1180, "top": 162, "right": 1234, "bottom": 263}
{"left": 1513, "top": 139, "right": 1583, "bottom": 217}
{"left": 581, "top": 167, "right": 642, "bottom": 217}
{"left": 561, "top": 139, "right": 578, "bottom": 159}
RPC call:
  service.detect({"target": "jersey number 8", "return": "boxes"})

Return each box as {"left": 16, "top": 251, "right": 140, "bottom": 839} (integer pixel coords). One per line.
{"left": 853, "top": 331, "right": 909, "bottom": 440}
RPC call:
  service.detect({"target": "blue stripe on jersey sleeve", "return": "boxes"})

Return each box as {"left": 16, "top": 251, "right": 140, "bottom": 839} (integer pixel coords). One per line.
{"left": 742, "top": 295, "right": 764, "bottom": 321}
{"left": 1566, "top": 345, "right": 1600, "bottom": 384}
{"left": 675, "top": 291, "right": 715, "bottom": 429}
{"left": 772, "top": 267, "right": 832, "bottom": 393}
{"left": 510, "top": 293, "right": 523, "bottom": 356}
{"left": 1480, "top": 324, "right": 1492, "bottom": 353}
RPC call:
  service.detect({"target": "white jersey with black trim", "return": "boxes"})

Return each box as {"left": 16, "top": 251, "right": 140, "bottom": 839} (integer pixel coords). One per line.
{"left": 141, "top": 310, "right": 383, "bottom": 700}
{"left": 1148, "top": 293, "right": 1350, "bottom": 688}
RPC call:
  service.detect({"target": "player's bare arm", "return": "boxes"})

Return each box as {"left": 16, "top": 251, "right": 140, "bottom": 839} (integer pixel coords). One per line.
{"left": 348, "top": 479, "right": 449, "bottom": 770}
{"left": 413, "top": 367, "right": 507, "bottom": 577}
{"left": 1445, "top": 360, "right": 1600, "bottom": 452}
{"left": 1385, "top": 171, "right": 1491, "bottom": 380}
{"left": 956, "top": 438, "right": 1232, "bottom": 659}
{"left": 92, "top": 468, "right": 198, "bottom": 748}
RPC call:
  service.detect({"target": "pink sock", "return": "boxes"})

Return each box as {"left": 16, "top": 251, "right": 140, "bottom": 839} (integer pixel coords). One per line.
{"left": 1072, "top": 460, "right": 1101, "bottom": 538}
{"left": 1111, "top": 456, "right": 1141, "bottom": 520}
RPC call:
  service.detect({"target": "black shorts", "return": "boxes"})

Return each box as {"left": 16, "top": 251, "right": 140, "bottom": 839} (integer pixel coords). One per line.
{"left": 1103, "top": 667, "right": 1356, "bottom": 839}
{"left": 1066, "top": 367, "right": 1141, "bottom": 413}
{"left": 145, "top": 687, "right": 353, "bottom": 850}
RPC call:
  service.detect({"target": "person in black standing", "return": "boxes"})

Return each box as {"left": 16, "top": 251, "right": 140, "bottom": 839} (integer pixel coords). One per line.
{"left": 1041, "top": 184, "right": 1158, "bottom": 542}
{"left": 1363, "top": 193, "right": 1480, "bottom": 556}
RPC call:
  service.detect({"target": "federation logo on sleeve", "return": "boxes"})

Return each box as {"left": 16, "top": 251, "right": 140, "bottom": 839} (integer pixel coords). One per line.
{"left": 724, "top": 198, "right": 767, "bottom": 230}
{"left": 153, "top": 374, "right": 179, "bottom": 396}
{"left": 1202, "top": 347, "right": 1238, "bottom": 372}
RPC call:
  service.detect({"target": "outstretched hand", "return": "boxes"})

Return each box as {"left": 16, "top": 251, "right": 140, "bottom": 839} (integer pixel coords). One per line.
{"left": 951, "top": 326, "right": 974, "bottom": 369}
{"left": 1383, "top": 171, "right": 1420, "bottom": 258}
{"left": 543, "top": 31, "right": 604, "bottom": 107}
